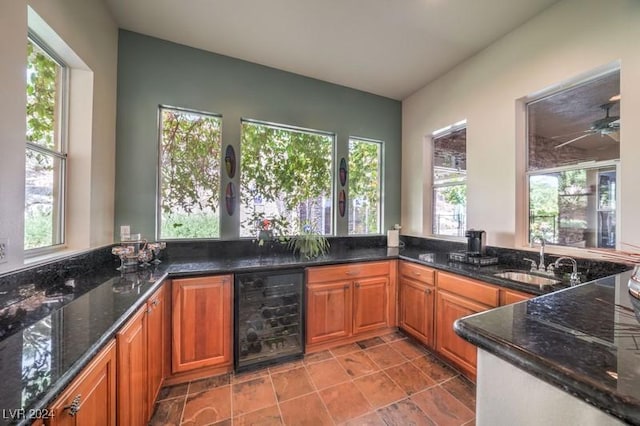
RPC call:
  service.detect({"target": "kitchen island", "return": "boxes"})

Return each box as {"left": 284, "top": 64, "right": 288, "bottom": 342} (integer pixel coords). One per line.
{"left": 455, "top": 269, "right": 640, "bottom": 425}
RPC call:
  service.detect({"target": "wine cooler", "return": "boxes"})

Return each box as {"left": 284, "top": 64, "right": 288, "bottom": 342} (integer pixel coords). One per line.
{"left": 234, "top": 269, "right": 305, "bottom": 372}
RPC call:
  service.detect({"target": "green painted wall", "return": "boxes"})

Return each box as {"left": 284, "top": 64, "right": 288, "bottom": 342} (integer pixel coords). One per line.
{"left": 115, "top": 30, "right": 401, "bottom": 240}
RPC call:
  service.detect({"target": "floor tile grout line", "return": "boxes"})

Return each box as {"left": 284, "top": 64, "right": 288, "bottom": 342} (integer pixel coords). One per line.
{"left": 266, "top": 369, "right": 287, "bottom": 426}
{"left": 301, "top": 358, "right": 337, "bottom": 426}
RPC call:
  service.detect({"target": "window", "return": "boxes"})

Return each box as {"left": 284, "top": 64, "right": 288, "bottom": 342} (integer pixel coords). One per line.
{"left": 240, "top": 120, "right": 334, "bottom": 237}
{"left": 527, "top": 69, "right": 619, "bottom": 248}
{"left": 158, "top": 106, "right": 222, "bottom": 239}
{"left": 25, "top": 36, "right": 68, "bottom": 251}
{"left": 432, "top": 123, "right": 467, "bottom": 236}
{"left": 348, "top": 138, "right": 382, "bottom": 235}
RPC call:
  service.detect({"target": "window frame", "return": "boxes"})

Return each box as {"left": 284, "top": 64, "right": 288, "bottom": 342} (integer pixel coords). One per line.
{"left": 523, "top": 66, "right": 620, "bottom": 249}
{"left": 24, "top": 33, "right": 69, "bottom": 256}
{"left": 239, "top": 118, "right": 336, "bottom": 237}
{"left": 431, "top": 122, "right": 467, "bottom": 238}
{"left": 156, "top": 105, "right": 223, "bottom": 240}
{"left": 526, "top": 159, "right": 619, "bottom": 247}
{"left": 347, "top": 136, "right": 384, "bottom": 236}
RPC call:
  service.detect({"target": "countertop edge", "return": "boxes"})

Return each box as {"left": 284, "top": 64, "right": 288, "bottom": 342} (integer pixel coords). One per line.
{"left": 17, "top": 271, "right": 169, "bottom": 425}
{"left": 454, "top": 317, "right": 640, "bottom": 425}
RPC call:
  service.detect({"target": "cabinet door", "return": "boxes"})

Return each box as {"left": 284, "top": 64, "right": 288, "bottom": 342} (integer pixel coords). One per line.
{"left": 47, "top": 340, "right": 116, "bottom": 426}
{"left": 172, "top": 275, "right": 232, "bottom": 373}
{"left": 306, "top": 281, "right": 352, "bottom": 345}
{"left": 147, "top": 285, "right": 165, "bottom": 418}
{"left": 117, "top": 306, "right": 148, "bottom": 426}
{"left": 500, "top": 288, "right": 533, "bottom": 305}
{"left": 353, "top": 276, "right": 389, "bottom": 334}
{"left": 399, "top": 277, "right": 434, "bottom": 347}
{"left": 436, "top": 290, "right": 489, "bottom": 379}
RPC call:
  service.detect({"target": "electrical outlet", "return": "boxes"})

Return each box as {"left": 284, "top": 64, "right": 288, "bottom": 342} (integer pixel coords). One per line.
{"left": 0, "top": 238, "right": 8, "bottom": 264}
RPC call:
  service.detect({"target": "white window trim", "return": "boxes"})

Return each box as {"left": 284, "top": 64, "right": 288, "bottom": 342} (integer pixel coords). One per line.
{"left": 24, "top": 33, "right": 69, "bottom": 257}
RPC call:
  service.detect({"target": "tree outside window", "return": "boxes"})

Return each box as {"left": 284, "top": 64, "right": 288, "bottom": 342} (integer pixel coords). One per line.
{"left": 158, "top": 107, "right": 221, "bottom": 239}
{"left": 348, "top": 138, "right": 382, "bottom": 235}
{"left": 240, "top": 121, "right": 334, "bottom": 237}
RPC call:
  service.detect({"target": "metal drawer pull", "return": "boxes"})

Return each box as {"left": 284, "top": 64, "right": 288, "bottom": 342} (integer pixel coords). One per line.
{"left": 152, "top": 299, "right": 159, "bottom": 307}
{"left": 345, "top": 270, "right": 360, "bottom": 276}
{"left": 64, "top": 394, "right": 81, "bottom": 416}
{"left": 413, "top": 271, "right": 421, "bottom": 276}
{"left": 344, "top": 285, "right": 349, "bottom": 289}
{"left": 355, "top": 282, "right": 360, "bottom": 288}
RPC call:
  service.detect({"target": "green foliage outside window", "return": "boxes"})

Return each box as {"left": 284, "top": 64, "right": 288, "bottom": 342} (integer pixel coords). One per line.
{"left": 159, "top": 108, "right": 221, "bottom": 239}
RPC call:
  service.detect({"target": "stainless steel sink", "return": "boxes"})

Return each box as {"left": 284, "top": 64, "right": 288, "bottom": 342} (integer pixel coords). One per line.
{"left": 493, "top": 271, "right": 561, "bottom": 287}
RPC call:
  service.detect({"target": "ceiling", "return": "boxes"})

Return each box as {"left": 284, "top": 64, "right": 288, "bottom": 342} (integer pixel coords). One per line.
{"left": 105, "top": 0, "right": 561, "bottom": 100}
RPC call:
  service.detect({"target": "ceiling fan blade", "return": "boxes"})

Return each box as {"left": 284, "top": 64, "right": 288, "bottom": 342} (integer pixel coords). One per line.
{"left": 554, "top": 133, "right": 592, "bottom": 149}
{"left": 550, "top": 130, "right": 590, "bottom": 139}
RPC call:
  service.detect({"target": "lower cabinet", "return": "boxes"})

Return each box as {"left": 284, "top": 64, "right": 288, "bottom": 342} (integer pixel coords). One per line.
{"left": 306, "top": 261, "right": 393, "bottom": 350}
{"left": 172, "top": 275, "right": 232, "bottom": 373}
{"left": 47, "top": 340, "right": 116, "bottom": 426}
{"left": 117, "top": 284, "right": 166, "bottom": 425}
{"left": 398, "top": 262, "right": 436, "bottom": 348}
{"left": 353, "top": 276, "right": 389, "bottom": 334}
{"left": 399, "top": 276, "right": 435, "bottom": 347}
{"left": 435, "top": 290, "right": 491, "bottom": 379}
{"left": 307, "top": 280, "right": 353, "bottom": 345}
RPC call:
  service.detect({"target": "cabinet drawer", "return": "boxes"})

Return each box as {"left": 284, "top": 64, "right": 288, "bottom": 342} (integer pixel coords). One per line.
{"left": 307, "top": 261, "right": 389, "bottom": 283}
{"left": 437, "top": 272, "right": 499, "bottom": 308}
{"left": 500, "top": 288, "right": 533, "bottom": 305}
{"left": 399, "top": 261, "right": 435, "bottom": 285}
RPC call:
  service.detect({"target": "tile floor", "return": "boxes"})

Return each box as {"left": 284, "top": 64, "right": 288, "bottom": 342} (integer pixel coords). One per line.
{"left": 150, "top": 331, "right": 476, "bottom": 425}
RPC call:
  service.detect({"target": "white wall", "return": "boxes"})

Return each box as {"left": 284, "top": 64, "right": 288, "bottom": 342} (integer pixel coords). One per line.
{"left": 402, "top": 0, "right": 640, "bottom": 249}
{"left": 476, "top": 349, "right": 623, "bottom": 425}
{"left": 0, "top": 0, "right": 117, "bottom": 272}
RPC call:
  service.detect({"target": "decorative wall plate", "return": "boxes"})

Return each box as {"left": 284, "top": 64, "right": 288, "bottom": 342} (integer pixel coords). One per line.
{"left": 225, "top": 145, "right": 236, "bottom": 178}
{"left": 339, "top": 157, "right": 347, "bottom": 186}
{"left": 338, "top": 189, "right": 346, "bottom": 217}
{"left": 225, "top": 182, "right": 236, "bottom": 215}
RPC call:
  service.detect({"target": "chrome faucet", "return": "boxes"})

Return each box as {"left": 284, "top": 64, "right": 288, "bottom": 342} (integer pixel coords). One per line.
{"left": 554, "top": 257, "right": 581, "bottom": 286}
{"left": 524, "top": 236, "right": 554, "bottom": 275}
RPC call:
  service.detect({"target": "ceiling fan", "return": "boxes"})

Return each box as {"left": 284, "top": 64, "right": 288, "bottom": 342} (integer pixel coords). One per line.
{"left": 553, "top": 102, "right": 620, "bottom": 149}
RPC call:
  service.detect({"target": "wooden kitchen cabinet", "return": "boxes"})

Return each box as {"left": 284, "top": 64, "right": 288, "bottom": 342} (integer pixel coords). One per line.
{"left": 117, "top": 306, "right": 148, "bottom": 426}
{"left": 500, "top": 288, "right": 533, "bottom": 305}
{"left": 117, "top": 284, "right": 166, "bottom": 425}
{"left": 399, "top": 276, "right": 435, "bottom": 347}
{"left": 398, "top": 261, "right": 436, "bottom": 348}
{"left": 172, "top": 275, "right": 232, "bottom": 374}
{"left": 306, "top": 280, "right": 353, "bottom": 345}
{"left": 46, "top": 340, "right": 116, "bottom": 426}
{"left": 435, "top": 271, "right": 499, "bottom": 380}
{"left": 353, "top": 276, "right": 389, "bottom": 334}
{"left": 146, "top": 285, "right": 165, "bottom": 418}
{"left": 306, "top": 261, "right": 393, "bottom": 350}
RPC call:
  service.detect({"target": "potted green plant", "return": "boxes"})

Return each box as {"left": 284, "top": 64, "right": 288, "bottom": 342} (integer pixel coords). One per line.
{"left": 288, "top": 223, "right": 330, "bottom": 259}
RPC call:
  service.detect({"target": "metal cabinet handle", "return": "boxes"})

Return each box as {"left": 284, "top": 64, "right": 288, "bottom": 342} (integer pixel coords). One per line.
{"left": 355, "top": 282, "right": 360, "bottom": 288}
{"left": 64, "top": 394, "right": 81, "bottom": 416}
{"left": 413, "top": 271, "right": 421, "bottom": 276}
{"left": 344, "top": 284, "right": 349, "bottom": 289}
{"left": 152, "top": 299, "right": 159, "bottom": 307}
{"left": 345, "top": 270, "right": 360, "bottom": 276}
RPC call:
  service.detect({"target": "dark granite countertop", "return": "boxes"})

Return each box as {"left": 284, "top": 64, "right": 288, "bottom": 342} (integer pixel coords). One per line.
{"left": 0, "top": 238, "right": 631, "bottom": 425}
{"left": 455, "top": 270, "right": 640, "bottom": 425}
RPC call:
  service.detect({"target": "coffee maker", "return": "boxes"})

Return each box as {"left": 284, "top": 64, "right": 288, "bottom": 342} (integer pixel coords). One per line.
{"left": 465, "top": 229, "right": 486, "bottom": 257}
